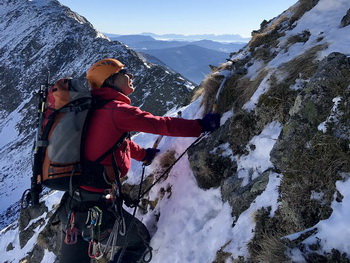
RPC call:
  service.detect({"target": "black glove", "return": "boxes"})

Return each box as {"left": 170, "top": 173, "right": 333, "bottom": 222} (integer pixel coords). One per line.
{"left": 142, "top": 148, "right": 160, "bottom": 166}
{"left": 200, "top": 113, "right": 221, "bottom": 132}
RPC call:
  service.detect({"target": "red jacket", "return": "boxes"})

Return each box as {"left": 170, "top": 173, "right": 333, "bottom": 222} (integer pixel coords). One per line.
{"left": 83, "top": 87, "right": 203, "bottom": 186}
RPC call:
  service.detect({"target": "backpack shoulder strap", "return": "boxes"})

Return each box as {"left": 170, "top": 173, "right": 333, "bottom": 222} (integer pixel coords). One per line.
{"left": 95, "top": 132, "right": 129, "bottom": 163}
{"left": 88, "top": 98, "right": 130, "bottom": 164}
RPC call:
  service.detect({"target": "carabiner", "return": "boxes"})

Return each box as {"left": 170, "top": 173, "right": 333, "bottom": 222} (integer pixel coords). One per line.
{"left": 64, "top": 227, "right": 78, "bottom": 245}
{"left": 88, "top": 240, "right": 102, "bottom": 259}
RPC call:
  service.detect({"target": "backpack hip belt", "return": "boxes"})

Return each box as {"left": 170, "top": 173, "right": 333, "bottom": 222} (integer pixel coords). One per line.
{"left": 72, "top": 188, "right": 106, "bottom": 203}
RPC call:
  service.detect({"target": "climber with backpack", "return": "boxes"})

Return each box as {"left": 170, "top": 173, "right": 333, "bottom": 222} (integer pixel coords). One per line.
{"left": 24, "top": 58, "right": 221, "bottom": 263}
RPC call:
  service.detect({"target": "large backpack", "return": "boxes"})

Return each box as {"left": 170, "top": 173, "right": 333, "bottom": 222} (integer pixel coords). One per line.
{"left": 21, "top": 77, "right": 129, "bottom": 208}
{"left": 36, "top": 78, "right": 128, "bottom": 192}
{"left": 37, "top": 78, "right": 92, "bottom": 191}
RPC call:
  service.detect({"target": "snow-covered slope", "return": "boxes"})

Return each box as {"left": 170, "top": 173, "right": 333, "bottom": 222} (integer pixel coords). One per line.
{"left": 0, "top": 0, "right": 194, "bottom": 228}
{"left": 2, "top": 0, "right": 350, "bottom": 262}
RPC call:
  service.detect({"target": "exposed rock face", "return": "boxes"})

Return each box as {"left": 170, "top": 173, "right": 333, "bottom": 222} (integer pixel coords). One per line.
{"left": 187, "top": 0, "right": 350, "bottom": 258}
{"left": 189, "top": 51, "right": 350, "bottom": 260}
{"left": 268, "top": 53, "right": 350, "bottom": 243}
{"left": 341, "top": 9, "right": 350, "bottom": 27}
{"left": 188, "top": 120, "right": 236, "bottom": 189}
{"left": 18, "top": 201, "right": 62, "bottom": 263}
{"left": 19, "top": 203, "right": 48, "bottom": 248}
{"left": 271, "top": 53, "right": 350, "bottom": 172}
{"left": 221, "top": 170, "right": 270, "bottom": 219}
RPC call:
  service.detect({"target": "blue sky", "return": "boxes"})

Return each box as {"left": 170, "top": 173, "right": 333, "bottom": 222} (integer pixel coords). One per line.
{"left": 58, "top": 0, "right": 298, "bottom": 38}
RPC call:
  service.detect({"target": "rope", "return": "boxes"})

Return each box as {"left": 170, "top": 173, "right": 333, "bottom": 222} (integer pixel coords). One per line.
{"left": 115, "top": 165, "right": 148, "bottom": 263}
{"left": 115, "top": 133, "right": 207, "bottom": 262}
{"left": 140, "top": 133, "right": 206, "bottom": 198}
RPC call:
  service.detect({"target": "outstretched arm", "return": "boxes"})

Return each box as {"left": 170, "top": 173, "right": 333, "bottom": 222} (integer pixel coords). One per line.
{"left": 112, "top": 104, "right": 203, "bottom": 137}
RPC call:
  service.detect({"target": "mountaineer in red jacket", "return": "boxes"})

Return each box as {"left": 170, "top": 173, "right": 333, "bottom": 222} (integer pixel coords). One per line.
{"left": 59, "top": 58, "right": 220, "bottom": 263}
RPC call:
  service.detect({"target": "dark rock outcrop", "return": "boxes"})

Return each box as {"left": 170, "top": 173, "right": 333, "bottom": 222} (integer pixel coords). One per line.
{"left": 341, "top": 9, "right": 350, "bottom": 27}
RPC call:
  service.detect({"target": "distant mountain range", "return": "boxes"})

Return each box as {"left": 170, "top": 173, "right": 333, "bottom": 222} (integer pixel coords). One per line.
{"left": 141, "top": 44, "right": 231, "bottom": 85}
{"left": 107, "top": 34, "right": 245, "bottom": 53}
{"left": 105, "top": 33, "right": 247, "bottom": 84}
{"left": 105, "top": 32, "right": 251, "bottom": 43}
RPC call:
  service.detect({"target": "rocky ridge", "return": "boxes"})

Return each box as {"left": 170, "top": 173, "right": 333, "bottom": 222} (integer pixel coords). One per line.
{"left": 2, "top": 0, "right": 350, "bottom": 262}
{"left": 0, "top": 0, "right": 195, "bottom": 229}
{"left": 189, "top": 0, "right": 350, "bottom": 261}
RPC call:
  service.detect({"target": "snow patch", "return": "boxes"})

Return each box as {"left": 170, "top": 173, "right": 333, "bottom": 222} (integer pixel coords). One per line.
{"left": 236, "top": 121, "right": 282, "bottom": 186}
{"left": 243, "top": 72, "right": 273, "bottom": 111}
{"left": 225, "top": 172, "right": 283, "bottom": 259}
{"left": 318, "top": 96, "right": 342, "bottom": 133}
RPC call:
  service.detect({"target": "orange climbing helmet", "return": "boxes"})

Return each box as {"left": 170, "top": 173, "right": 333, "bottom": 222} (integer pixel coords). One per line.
{"left": 86, "top": 58, "right": 125, "bottom": 89}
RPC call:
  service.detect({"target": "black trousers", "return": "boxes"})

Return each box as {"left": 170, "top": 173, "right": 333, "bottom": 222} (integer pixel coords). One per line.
{"left": 58, "top": 192, "right": 151, "bottom": 263}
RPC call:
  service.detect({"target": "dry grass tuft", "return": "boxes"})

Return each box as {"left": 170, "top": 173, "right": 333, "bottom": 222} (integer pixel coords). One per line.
{"left": 192, "top": 73, "right": 224, "bottom": 114}
{"left": 158, "top": 150, "right": 176, "bottom": 169}
{"left": 248, "top": 16, "right": 289, "bottom": 62}
{"left": 279, "top": 44, "right": 327, "bottom": 82}
{"left": 227, "top": 111, "right": 257, "bottom": 155}
{"left": 212, "top": 240, "right": 234, "bottom": 263}
{"left": 256, "top": 74, "right": 298, "bottom": 125}
{"left": 249, "top": 207, "right": 290, "bottom": 263}
{"left": 249, "top": 14, "right": 289, "bottom": 48}
{"left": 192, "top": 56, "right": 269, "bottom": 115}
{"left": 279, "top": 134, "right": 350, "bottom": 232}
{"left": 285, "top": 30, "right": 311, "bottom": 48}
{"left": 217, "top": 69, "right": 269, "bottom": 114}
{"left": 290, "top": 0, "right": 320, "bottom": 24}
{"left": 253, "top": 234, "right": 289, "bottom": 263}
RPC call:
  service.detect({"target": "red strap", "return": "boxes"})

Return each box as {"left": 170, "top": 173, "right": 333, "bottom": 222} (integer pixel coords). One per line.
{"left": 79, "top": 185, "right": 106, "bottom": 193}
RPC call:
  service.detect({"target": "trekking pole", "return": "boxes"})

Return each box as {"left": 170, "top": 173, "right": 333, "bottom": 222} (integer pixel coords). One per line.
{"left": 21, "top": 72, "right": 51, "bottom": 208}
